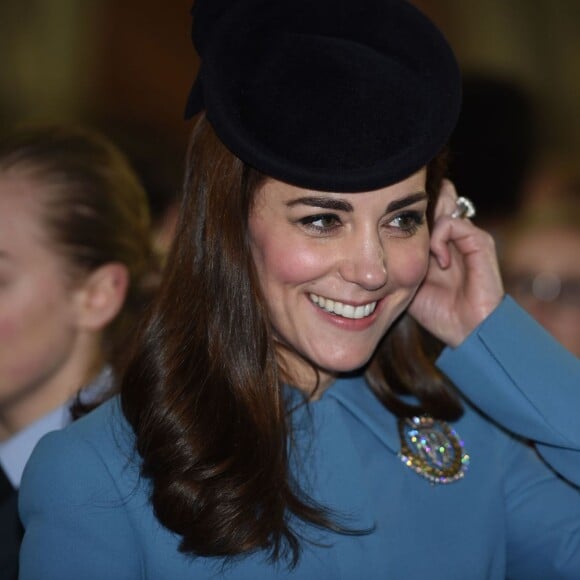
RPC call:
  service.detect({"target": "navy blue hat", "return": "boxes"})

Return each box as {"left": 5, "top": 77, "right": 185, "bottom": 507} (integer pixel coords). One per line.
{"left": 185, "top": 0, "right": 461, "bottom": 192}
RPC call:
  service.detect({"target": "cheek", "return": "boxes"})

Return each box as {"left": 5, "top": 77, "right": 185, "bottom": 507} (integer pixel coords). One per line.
{"left": 0, "top": 279, "right": 69, "bottom": 332}
{"left": 0, "top": 282, "right": 77, "bottom": 390}
{"left": 388, "top": 239, "right": 430, "bottom": 288}
{"left": 0, "top": 314, "right": 20, "bottom": 343}
{"left": 0, "top": 287, "right": 36, "bottom": 341}
{"left": 0, "top": 308, "right": 37, "bottom": 390}
{"left": 252, "top": 230, "right": 328, "bottom": 289}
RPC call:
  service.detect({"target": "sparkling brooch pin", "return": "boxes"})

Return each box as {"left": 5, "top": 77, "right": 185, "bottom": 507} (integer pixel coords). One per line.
{"left": 397, "top": 415, "right": 469, "bottom": 484}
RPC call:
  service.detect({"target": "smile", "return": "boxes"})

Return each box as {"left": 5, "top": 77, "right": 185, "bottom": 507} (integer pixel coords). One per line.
{"left": 309, "top": 293, "right": 377, "bottom": 320}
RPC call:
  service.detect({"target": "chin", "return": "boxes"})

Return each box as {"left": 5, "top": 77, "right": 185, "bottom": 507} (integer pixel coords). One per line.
{"left": 317, "top": 350, "right": 375, "bottom": 376}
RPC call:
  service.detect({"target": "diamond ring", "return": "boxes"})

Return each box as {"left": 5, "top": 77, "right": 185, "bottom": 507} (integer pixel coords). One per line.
{"left": 451, "top": 196, "right": 476, "bottom": 219}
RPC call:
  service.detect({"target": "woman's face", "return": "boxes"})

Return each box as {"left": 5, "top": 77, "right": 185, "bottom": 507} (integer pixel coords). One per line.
{"left": 0, "top": 173, "right": 85, "bottom": 420}
{"left": 249, "top": 169, "right": 430, "bottom": 389}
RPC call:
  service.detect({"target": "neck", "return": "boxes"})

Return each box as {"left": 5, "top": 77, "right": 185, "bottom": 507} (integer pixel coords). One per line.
{"left": 277, "top": 348, "right": 336, "bottom": 401}
{"left": 0, "top": 337, "right": 103, "bottom": 441}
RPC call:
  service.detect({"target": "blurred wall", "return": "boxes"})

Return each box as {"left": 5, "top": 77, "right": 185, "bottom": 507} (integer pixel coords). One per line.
{"left": 0, "top": 0, "right": 96, "bottom": 124}
{"left": 94, "top": 0, "right": 194, "bottom": 146}
{"left": 0, "top": 1, "right": 579, "bottom": 163}
{"left": 0, "top": 0, "right": 193, "bottom": 148}
{"left": 418, "top": 0, "right": 580, "bottom": 159}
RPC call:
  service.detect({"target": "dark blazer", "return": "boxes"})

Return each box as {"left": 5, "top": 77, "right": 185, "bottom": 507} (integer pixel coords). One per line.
{"left": 0, "top": 467, "right": 22, "bottom": 580}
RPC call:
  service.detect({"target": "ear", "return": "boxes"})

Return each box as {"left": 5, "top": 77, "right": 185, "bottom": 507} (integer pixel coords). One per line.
{"left": 74, "top": 263, "right": 130, "bottom": 331}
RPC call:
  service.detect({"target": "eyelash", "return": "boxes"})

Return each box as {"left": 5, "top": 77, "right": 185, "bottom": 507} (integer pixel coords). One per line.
{"left": 298, "top": 214, "right": 341, "bottom": 233}
{"left": 390, "top": 211, "right": 426, "bottom": 235}
{"left": 298, "top": 211, "right": 425, "bottom": 236}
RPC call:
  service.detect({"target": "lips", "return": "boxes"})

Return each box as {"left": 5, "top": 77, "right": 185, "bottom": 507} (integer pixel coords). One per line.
{"left": 309, "top": 293, "right": 377, "bottom": 320}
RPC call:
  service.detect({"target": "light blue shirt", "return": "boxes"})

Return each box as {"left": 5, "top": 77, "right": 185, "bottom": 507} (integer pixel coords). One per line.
{"left": 0, "top": 367, "right": 112, "bottom": 488}
{"left": 0, "top": 405, "right": 70, "bottom": 488}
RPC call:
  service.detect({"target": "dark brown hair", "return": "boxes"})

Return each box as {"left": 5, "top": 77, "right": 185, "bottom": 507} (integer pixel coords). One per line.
{"left": 0, "top": 124, "right": 159, "bottom": 376}
{"left": 121, "top": 114, "right": 461, "bottom": 567}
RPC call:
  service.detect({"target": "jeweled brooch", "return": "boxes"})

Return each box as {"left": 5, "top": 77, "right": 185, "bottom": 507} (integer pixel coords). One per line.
{"left": 397, "top": 415, "right": 469, "bottom": 484}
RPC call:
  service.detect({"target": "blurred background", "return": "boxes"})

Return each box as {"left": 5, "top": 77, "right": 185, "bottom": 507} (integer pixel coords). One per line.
{"left": 1, "top": 0, "right": 579, "bottom": 353}
{"left": 1, "top": 0, "right": 579, "bottom": 169}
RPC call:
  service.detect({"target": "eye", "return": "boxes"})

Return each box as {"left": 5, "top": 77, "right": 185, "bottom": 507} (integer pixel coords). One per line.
{"left": 387, "top": 211, "right": 425, "bottom": 236}
{"left": 298, "top": 213, "right": 342, "bottom": 233}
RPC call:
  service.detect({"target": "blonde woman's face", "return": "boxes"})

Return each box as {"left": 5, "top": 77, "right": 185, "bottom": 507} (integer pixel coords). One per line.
{"left": 0, "top": 173, "right": 85, "bottom": 417}
{"left": 248, "top": 169, "right": 430, "bottom": 390}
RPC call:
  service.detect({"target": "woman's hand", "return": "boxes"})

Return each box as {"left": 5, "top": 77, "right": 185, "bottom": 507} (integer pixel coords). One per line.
{"left": 408, "top": 180, "right": 504, "bottom": 347}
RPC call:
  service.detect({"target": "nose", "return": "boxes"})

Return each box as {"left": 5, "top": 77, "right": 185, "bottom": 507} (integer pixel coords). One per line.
{"left": 338, "top": 227, "right": 388, "bottom": 291}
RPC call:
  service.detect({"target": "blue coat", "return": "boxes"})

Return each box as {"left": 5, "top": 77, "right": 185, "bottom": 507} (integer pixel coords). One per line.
{"left": 19, "top": 298, "right": 580, "bottom": 579}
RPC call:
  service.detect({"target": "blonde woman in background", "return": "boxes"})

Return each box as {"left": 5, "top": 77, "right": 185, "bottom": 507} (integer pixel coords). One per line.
{"left": 0, "top": 125, "right": 158, "bottom": 579}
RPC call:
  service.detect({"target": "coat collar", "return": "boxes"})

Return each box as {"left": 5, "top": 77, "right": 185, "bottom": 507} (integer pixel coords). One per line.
{"left": 322, "top": 375, "right": 401, "bottom": 456}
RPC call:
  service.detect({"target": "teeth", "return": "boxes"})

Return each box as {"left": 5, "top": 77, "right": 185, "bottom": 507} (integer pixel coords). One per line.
{"left": 309, "top": 293, "right": 377, "bottom": 320}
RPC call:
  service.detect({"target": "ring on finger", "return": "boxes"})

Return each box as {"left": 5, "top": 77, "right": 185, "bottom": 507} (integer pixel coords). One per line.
{"left": 451, "top": 196, "right": 476, "bottom": 219}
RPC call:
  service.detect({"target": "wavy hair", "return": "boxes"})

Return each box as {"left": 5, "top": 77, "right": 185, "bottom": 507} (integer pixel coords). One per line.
{"left": 121, "top": 114, "right": 461, "bottom": 567}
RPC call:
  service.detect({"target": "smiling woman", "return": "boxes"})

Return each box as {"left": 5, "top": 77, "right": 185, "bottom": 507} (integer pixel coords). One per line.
{"left": 18, "top": 1, "right": 580, "bottom": 579}
{"left": 248, "top": 171, "right": 432, "bottom": 393}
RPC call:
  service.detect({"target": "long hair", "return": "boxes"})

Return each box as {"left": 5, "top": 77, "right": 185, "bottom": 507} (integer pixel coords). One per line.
{"left": 121, "top": 114, "right": 461, "bottom": 566}
{"left": 0, "top": 124, "right": 159, "bottom": 378}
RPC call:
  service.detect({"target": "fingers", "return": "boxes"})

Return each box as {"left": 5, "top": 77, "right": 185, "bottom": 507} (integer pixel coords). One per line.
{"left": 430, "top": 215, "right": 480, "bottom": 269}
{"left": 431, "top": 179, "right": 480, "bottom": 269}
{"left": 434, "top": 179, "right": 460, "bottom": 220}
{"left": 429, "top": 203, "right": 504, "bottom": 304}
{"left": 413, "top": 179, "right": 504, "bottom": 345}
{"left": 432, "top": 213, "right": 488, "bottom": 250}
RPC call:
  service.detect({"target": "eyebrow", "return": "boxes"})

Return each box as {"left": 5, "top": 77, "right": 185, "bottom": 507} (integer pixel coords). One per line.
{"left": 387, "top": 192, "right": 428, "bottom": 212}
{"left": 286, "top": 197, "right": 353, "bottom": 211}
{"left": 286, "top": 191, "right": 427, "bottom": 213}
